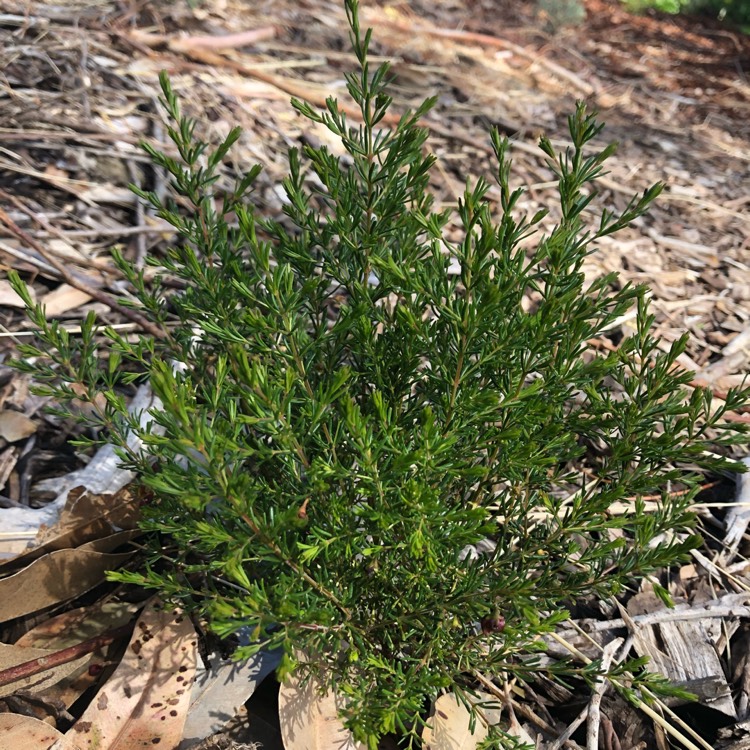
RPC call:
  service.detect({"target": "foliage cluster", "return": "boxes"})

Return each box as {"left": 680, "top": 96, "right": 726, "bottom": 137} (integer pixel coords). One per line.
{"left": 11, "top": 1, "right": 749, "bottom": 745}
{"left": 535, "top": 0, "right": 750, "bottom": 30}
{"left": 621, "top": 0, "right": 750, "bottom": 25}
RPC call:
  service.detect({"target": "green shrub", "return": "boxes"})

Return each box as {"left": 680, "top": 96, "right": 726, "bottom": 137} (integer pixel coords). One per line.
{"left": 623, "top": 0, "right": 683, "bottom": 14}
{"left": 623, "top": 0, "right": 750, "bottom": 25}
{"left": 690, "top": 0, "right": 750, "bottom": 24}
{"left": 11, "top": 0, "right": 748, "bottom": 745}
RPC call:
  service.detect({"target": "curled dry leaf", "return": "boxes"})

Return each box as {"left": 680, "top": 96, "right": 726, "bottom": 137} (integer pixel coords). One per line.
{"left": 0, "top": 486, "right": 140, "bottom": 576}
{"left": 0, "top": 530, "right": 137, "bottom": 622}
{"left": 32, "top": 485, "right": 141, "bottom": 552}
{"left": 278, "top": 664, "right": 366, "bottom": 750}
{"left": 179, "top": 641, "right": 281, "bottom": 749}
{"left": 64, "top": 598, "right": 197, "bottom": 750}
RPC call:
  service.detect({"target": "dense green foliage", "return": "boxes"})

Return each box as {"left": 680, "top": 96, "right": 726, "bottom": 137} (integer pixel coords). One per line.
{"left": 11, "top": 1, "right": 749, "bottom": 745}
{"left": 623, "top": 0, "right": 750, "bottom": 25}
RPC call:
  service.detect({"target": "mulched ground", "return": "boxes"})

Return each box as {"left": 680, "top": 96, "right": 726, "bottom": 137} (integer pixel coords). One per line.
{"left": 0, "top": 0, "right": 748, "bottom": 748}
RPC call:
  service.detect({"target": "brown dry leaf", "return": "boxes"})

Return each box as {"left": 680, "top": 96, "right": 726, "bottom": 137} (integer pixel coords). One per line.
{"left": 0, "top": 409, "right": 37, "bottom": 442}
{"left": 0, "top": 714, "right": 81, "bottom": 750}
{"left": 16, "top": 599, "right": 140, "bottom": 649}
{"left": 278, "top": 664, "right": 366, "bottom": 750}
{"left": 0, "top": 530, "right": 137, "bottom": 621}
{"left": 422, "top": 691, "right": 501, "bottom": 750}
{"left": 0, "top": 278, "right": 35, "bottom": 309}
{"left": 33, "top": 485, "right": 141, "bottom": 550}
{"left": 64, "top": 598, "right": 197, "bottom": 750}
{"left": 1, "top": 487, "right": 140, "bottom": 573}
{"left": 40, "top": 284, "right": 93, "bottom": 318}
{"left": 9, "top": 600, "right": 141, "bottom": 707}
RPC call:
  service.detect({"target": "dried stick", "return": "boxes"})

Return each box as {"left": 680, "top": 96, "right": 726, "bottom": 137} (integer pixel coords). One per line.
{"left": 586, "top": 638, "right": 622, "bottom": 750}
{"left": 473, "top": 670, "right": 582, "bottom": 749}
{"left": 0, "top": 622, "right": 134, "bottom": 689}
{"left": 548, "top": 632, "right": 711, "bottom": 750}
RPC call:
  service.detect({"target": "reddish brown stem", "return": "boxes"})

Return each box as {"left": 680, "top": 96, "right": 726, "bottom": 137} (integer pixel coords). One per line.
{"left": 0, "top": 622, "right": 134, "bottom": 689}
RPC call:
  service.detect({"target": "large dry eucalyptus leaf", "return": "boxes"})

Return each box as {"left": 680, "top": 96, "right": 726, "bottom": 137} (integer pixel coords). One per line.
{"left": 10, "top": 600, "right": 141, "bottom": 708}
{"left": 179, "top": 641, "right": 282, "bottom": 749}
{"left": 0, "top": 487, "right": 140, "bottom": 576}
{"left": 278, "top": 667, "right": 366, "bottom": 750}
{"left": 0, "top": 593, "right": 139, "bottom": 704}
{"left": 0, "top": 530, "right": 137, "bottom": 622}
{"left": 15, "top": 599, "right": 140, "bottom": 649}
{"left": 64, "top": 598, "right": 197, "bottom": 750}
{"left": 422, "top": 691, "right": 502, "bottom": 750}
{"left": 0, "top": 714, "right": 80, "bottom": 750}
{"left": 33, "top": 486, "right": 141, "bottom": 551}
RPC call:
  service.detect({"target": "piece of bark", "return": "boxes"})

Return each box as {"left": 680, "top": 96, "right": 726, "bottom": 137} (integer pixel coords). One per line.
{"left": 623, "top": 590, "right": 736, "bottom": 719}
{"left": 717, "top": 720, "right": 750, "bottom": 750}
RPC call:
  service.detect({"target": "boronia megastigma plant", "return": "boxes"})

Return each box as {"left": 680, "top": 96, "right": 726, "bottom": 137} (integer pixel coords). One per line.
{"left": 10, "top": 1, "right": 749, "bottom": 746}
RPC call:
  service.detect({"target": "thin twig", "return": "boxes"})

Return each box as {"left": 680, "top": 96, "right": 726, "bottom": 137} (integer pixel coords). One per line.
{"left": 473, "top": 670, "right": 582, "bottom": 748}
{"left": 548, "top": 632, "right": 712, "bottom": 750}
{"left": 557, "top": 592, "right": 750, "bottom": 636}
{"left": 0, "top": 191, "right": 165, "bottom": 339}
{"left": 586, "top": 638, "right": 622, "bottom": 750}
